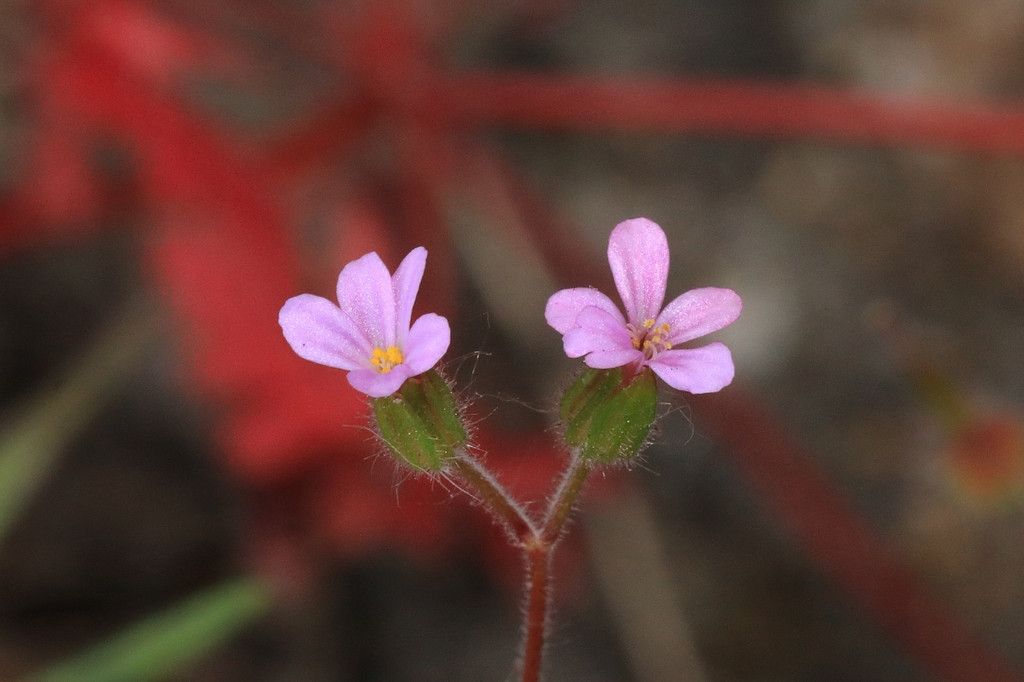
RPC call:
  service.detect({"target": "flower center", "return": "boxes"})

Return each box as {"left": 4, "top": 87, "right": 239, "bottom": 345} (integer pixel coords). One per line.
{"left": 371, "top": 345, "right": 404, "bottom": 373}
{"left": 629, "top": 318, "right": 673, "bottom": 359}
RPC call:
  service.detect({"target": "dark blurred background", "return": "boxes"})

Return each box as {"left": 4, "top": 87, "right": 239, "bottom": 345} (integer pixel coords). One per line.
{"left": 3, "top": 1, "right": 1024, "bottom": 680}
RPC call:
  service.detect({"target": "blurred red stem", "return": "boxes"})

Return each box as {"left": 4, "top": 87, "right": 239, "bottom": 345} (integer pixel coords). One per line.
{"left": 438, "top": 72, "right": 1024, "bottom": 155}
{"left": 260, "top": 98, "right": 373, "bottom": 182}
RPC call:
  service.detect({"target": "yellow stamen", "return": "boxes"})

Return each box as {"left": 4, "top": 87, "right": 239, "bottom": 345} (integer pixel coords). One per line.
{"left": 371, "top": 345, "right": 404, "bottom": 373}
{"left": 631, "top": 320, "right": 673, "bottom": 358}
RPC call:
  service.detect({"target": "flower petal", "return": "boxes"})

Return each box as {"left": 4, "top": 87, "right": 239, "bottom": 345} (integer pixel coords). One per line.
{"left": 608, "top": 218, "right": 668, "bottom": 324}
{"left": 584, "top": 348, "right": 644, "bottom": 369}
{"left": 392, "top": 247, "right": 427, "bottom": 346}
{"left": 279, "top": 294, "right": 371, "bottom": 369}
{"left": 545, "top": 287, "right": 623, "bottom": 334}
{"left": 648, "top": 342, "right": 735, "bottom": 393}
{"left": 348, "top": 365, "right": 415, "bottom": 398}
{"left": 336, "top": 251, "right": 397, "bottom": 348}
{"left": 403, "top": 313, "right": 450, "bottom": 374}
{"left": 658, "top": 287, "right": 742, "bottom": 345}
{"left": 563, "top": 305, "right": 634, "bottom": 359}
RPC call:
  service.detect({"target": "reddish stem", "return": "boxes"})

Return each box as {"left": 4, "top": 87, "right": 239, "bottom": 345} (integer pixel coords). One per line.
{"left": 519, "top": 450, "right": 593, "bottom": 682}
{"left": 450, "top": 448, "right": 592, "bottom": 682}
{"left": 520, "top": 541, "right": 550, "bottom": 682}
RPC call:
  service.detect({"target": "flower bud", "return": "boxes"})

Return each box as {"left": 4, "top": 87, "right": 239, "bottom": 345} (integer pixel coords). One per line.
{"left": 371, "top": 369, "right": 467, "bottom": 472}
{"left": 560, "top": 367, "right": 657, "bottom": 463}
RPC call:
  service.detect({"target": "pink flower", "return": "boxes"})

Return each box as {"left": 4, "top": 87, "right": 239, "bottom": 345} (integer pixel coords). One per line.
{"left": 279, "top": 247, "right": 450, "bottom": 398}
{"left": 545, "top": 218, "right": 741, "bottom": 394}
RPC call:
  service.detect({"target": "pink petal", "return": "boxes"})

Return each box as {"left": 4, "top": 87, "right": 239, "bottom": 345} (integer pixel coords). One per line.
{"left": 563, "top": 306, "right": 634, "bottom": 359}
{"left": 279, "top": 294, "right": 370, "bottom": 370}
{"left": 657, "top": 287, "right": 742, "bottom": 345}
{"left": 584, "top": 348, "right": 644, "bottom": 369}
{"left": 403, "top": 313, "right": 450, "bottom": 374}
{"left": 608, "top": 218, "right": 668, "bottom": 325}
{"left": 545, "top": 287, "right": 622, "bottom": 334}
{"left": 392, "top": 247, "right": 427, "bottom": 346}
{"left": 648, "top": 343, "right": 735, "bottom": 393}
{"left": 348, "top": 365, "right": 415, "bottom": 398}
{"left": 335, "top": 251, "right": 397, "bottom": 348}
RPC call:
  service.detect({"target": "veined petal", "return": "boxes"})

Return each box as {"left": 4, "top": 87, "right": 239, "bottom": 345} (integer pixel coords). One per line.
{"left": 608, "top": 218, "right": 668, "bottom": 324}
{"left": 648, "top": 342, "right": 735, "bottom": 394}
{"left": 336, "top": 251, "right": 397, "bottom": 348}
{"left": 279, "top": 294, "right": 371, "bottom": 369}
{"left": 545, "top": 287, "right": 622, "bottom": 334}
{"left": 403, "top": 313, "right": 450, "bottom": 374}
{"left": 348, "top": 365, "right": 415, "bottom": 398}
{"left": 392, "top": 247, "right": 427, "bottom": 346}
{"left": 658, "top": 287, "right": 742, "bottom": 345}
{"left": 563, "top": 306, "right": 634, "bottom": 358}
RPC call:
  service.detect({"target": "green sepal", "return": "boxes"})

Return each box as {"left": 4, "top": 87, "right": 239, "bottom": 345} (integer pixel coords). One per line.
{"left": 372, "top": 369, "right": 467, "bottom": 472}
{"left": 560, "top": 367, "right": 657, "bottom": 463}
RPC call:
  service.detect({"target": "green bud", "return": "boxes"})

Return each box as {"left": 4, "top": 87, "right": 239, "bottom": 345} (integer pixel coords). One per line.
{"left": 371, "top": 370, "right": 467, "bottom": 472}
{"left": 560, "top": 367, "right": 657, "bottom": 463}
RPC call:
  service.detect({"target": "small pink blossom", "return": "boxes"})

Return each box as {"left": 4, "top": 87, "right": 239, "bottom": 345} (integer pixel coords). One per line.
{"left": 279, "top": 247, "right": 450, "bottom": 398}
{"left": 545, "top": 218, "right": 741, "bottom": 394}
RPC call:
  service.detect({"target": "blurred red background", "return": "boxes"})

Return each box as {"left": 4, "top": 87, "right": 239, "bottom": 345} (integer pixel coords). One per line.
{"left": 3, "top": 1, "right": 1024, "bottom": 680}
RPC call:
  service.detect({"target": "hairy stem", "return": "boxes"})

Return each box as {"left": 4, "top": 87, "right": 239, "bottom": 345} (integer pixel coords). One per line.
{"left": 450, "top": 449, "right": 537, "bottom": 541}
{"left": 448, "top": 447, "right": 593, "bottom": 682}
{"left": 520, "top": 450, "right": 593, "bottom": 682}
{"left": 543, "top": 450, "right": 593, "bottom": 543}
{"left": 520, "top": 541, "right": 550, "bottom": 682}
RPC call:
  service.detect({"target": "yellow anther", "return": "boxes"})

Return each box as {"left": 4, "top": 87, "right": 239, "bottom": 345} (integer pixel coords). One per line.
{"left": 370, "top": 345, "right": 404, "bottom": 373}
{"left": 633, "top": 320, "right": 673, "bottom": 357}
